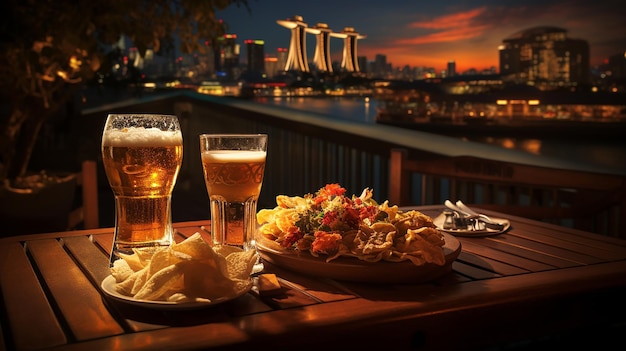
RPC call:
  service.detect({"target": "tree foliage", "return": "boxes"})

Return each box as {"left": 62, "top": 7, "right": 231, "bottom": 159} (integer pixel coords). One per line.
{"left": 0, "top": 0, "right": 249, "bottom": 181}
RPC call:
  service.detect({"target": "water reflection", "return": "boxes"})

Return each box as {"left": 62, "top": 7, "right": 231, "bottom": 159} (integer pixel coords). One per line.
{"left": 475, "top": 137, "right": 542, "bottom": 155}
{"left": 254, "top": 97, "right": 626, "bottom": 173}
{"left": 258, "top": 96, "right": 378, "bottom": 124}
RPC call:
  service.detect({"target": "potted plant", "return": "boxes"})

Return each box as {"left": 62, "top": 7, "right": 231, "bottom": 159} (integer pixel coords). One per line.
{"left": 0, "top": 0, "right": 249, "bottom": 233}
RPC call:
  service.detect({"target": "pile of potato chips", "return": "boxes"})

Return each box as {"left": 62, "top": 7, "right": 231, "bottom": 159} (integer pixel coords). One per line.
{"left": 110, "top": 233, "right": 257, "bottom": 303}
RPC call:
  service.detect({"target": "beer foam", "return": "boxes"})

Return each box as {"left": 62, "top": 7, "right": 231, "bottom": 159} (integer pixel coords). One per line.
{"left": 103, "top": 127, "right": 182, "bottom": 147}
{"left": 203, "top": 150, "right": 266, "bottom": 162}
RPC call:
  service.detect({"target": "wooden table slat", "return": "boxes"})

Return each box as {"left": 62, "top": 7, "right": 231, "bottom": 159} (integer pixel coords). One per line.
{"left": 0, "top": 242, "right": 67, "bottom": 350}
{"left": 62, "top": 236, "right": 111, "bottom": 284}
{"left": 451, "top": 260, "right": 502, "bottom": 280}
{"left": 493, "top": 233, "right": 606, "bottom": 265}
{"left": 509, "top": 227, "right": 626, "bottom": 260}
{"left": 26, "top": 239, "right": 125, "bottom": 341}
{"left": 485, "top": 235, "right": 583, "bottom": 268}
{"left": 91, "top": 233, "right": 113, "bottom": 256}
{"left": 458, "top": 238, "right": 557, "bottom": 272}
{"left": 261, "top": 263, "right": 358, "bottom": 301}
{"left": 454, "top": 251, "right": 529, "bottom": 276}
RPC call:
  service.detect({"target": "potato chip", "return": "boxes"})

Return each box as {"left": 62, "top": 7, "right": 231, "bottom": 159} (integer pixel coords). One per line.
{"left": 171, "top": 233, "right": 215, "bottom": 260}
{"left": 259, "top": 222, "right": 282, "bottom": 240}
{"left": 130, "top": 268, "right": 149, "bottom": 295}
{"left": 369, "top": 222, "right": 397, "bottom": 234}
{"left": 395, "top": 227, "right": 445, "bottom": 266}
{"left": 134, "top": 264, "right": 184, "bottom": 300}
{"left": 274, "top": 209, "right": 299, "bottom": 233}
{"left": 146, "top": 249, "right": 178, "bottom": 278}
{"left": 276, "top": 195, "right": 307, "bottom": 209}
{"left": 353, "top": 231, "right": 394, "bottom": 255}
{"left": 128, "top": 247, "right": 157, "bottom": 270}
{"left": 256, "top": 208, "right": 277, "bottom": 224}
{"left": 110, "top": 258, "right": 133, "bottom": 282}
{"left": 114, "top": 269, "right": 144, "bottom": 296}
{"left": 224, "top": 249, "right": 258, "bottom": 281}
{"left": 117, "top": 252, "right": 147, "bottom": 272}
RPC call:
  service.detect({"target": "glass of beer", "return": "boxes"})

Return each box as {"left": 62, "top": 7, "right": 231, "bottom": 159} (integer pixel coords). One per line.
{"left": 199, "top": 134, "right": 267, "bottom": 271}
{"left": 102, "top": 114, "right": 183, "bottom": 266}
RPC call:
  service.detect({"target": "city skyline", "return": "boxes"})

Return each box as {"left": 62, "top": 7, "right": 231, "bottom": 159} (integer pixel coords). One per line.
{"left": 216, "top": 0, "right": 626, "bottom": 73}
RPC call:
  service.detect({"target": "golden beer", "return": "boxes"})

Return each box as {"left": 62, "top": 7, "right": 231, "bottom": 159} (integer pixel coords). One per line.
{"left": 102, "top": 116, "right": 183, "bottom": 264}
{"left": 199, "top": 134, "right": 267, "bottom": 254}
{"left": 201, "top": 150, "right": 266, "bottom": 247}
{"left": 201, "top": 150, "right": 266, "bottom": 202}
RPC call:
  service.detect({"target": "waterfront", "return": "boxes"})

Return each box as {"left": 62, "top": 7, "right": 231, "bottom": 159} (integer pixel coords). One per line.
{"left": 253, "top": 96, "right": 626, "bottom": 174}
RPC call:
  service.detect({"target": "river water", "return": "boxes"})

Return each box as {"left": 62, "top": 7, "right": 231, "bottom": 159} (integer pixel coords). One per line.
{"left": 254, "top": 96, "right": 626, "bottom": 174}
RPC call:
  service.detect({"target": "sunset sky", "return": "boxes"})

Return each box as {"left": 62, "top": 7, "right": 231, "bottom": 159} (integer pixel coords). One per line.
{"left": 217, "top": 0, "right": 626, "bottom": 73}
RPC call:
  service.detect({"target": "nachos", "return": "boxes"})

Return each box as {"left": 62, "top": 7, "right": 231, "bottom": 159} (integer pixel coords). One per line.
{"left": 257, "top": 184, "right": 445, "bottom": 266}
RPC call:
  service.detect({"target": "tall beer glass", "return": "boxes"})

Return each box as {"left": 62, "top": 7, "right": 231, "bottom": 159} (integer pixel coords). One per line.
{"left": 199, "top": 134, "right": 267, "bottom": 271}
{"left": 102, "top": 114, "right": 183, "bottom": 266}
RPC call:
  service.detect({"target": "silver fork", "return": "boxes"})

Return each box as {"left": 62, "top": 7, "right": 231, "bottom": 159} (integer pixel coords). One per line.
{"left": 455, "top": 200, "right": 506, "bottom": 230}
{"left": 443, "top": 200, "right": 482, "bottom": 230}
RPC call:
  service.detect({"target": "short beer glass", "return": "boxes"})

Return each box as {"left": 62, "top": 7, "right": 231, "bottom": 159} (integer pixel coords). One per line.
{"left": 102, "top": 114, "right": 183, "bottom": 266}
{"left": 199, "top": 134, "right": 267, "bottom": 269}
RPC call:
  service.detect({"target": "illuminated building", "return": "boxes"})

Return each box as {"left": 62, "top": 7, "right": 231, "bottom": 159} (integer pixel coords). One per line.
{"left": 245, "top": 39, "right": 265, "bottom": 74}
{"left": 276, "top": 48, "right": 288, "bottom": 73}
{"left": 499, "top": 26, "right": 590, "bottom": 87}
{"left": 307, "top": 23, "right": 334, "bottom": 73}
{"left": 332, "top": 27, "right": 367, "bottom": 72}
{"left": 276, "top": 16, "right": 310, "bottom": 72}
{"left": 214, "top": 34, "right": 240, "bottom": 80}
{"left": 276, "top": 17, "right": 366, "bottom": 74}
{"left": 264, "top": 56, "right": 280, "bottom": 78}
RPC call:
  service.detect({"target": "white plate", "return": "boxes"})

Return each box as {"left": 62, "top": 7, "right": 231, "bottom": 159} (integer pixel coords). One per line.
{"left": 433, "top": 213, "right": 510, "bottom": 237}
{"left": 100, "top": 275, "right": 251, "bottom": 310}
{"left": 257, "top": 233, "right": 461, "bottom": 284}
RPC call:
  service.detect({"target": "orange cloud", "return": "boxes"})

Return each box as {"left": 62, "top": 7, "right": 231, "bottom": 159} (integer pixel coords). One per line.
{"left": 395, "top": 25, "right": 490, "bottom": 45}
{"left": 394, "top": 7, "right": 491, "bottom": 45}
{"left": 409, "top": 7, "right": 487, "bottom": 29}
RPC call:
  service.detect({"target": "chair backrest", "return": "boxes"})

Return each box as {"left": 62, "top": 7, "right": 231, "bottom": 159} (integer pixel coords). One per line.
{"left": 389, "top": 148, "right": 626, "bottom": 238}
{"left": 68, "top": 160, "right": 99, "bottom": 230}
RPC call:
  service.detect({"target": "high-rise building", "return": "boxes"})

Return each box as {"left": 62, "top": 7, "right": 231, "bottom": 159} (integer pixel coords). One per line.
{"left": 307, "top": 23, "right": 334, "bottom": 73}
{"left": 214, "top": 34, "right": 240, "bottom": 80}
{"left": 332, "top": 27, "right": 366, "bottom": 72}
{"left": 245, "top": 39, "right": 265, "bottom": 74}
{"left": 447, "top": 60, "right": 456, "bottom": 77}
{"left": 277, "top": 16, "right": 310, "bottom": 72}
{"left": 358, "top": 56, "right": 368, "bottom": 74}
{"left": 499, "top": 26, "right": 590, "bottom": 86}
{"left": 276, "top": 48, "right": 288, "bottom": 74}
{"left": 607, "top": 52, "right": 626, "bottom": 79}
{"left": 264, "top": 56, "right": 279, "bottom": 78}
{"left": 374, "top": 54, "right": 388, "bottom": 78}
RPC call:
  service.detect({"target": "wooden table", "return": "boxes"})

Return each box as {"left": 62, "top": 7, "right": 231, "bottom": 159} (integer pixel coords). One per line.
{"left": 2, "top": 205, "right": 626, "bottom": 351}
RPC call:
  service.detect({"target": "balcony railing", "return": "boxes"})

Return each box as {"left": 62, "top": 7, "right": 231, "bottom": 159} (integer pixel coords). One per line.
{"left": 78, "top": 91, "right": 626, "bottom": 238}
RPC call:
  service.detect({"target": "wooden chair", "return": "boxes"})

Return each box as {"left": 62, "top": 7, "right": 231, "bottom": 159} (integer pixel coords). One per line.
{"left": 67, "top": 160, "right": 99, "bottom": 230}
{"left": 389, "top": 148, "right": 626, "bottom": 238}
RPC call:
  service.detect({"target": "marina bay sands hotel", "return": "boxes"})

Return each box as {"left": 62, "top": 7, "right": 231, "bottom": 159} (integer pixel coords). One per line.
{"left": 277, "top": 15, "right": 366, "bottom": 73}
